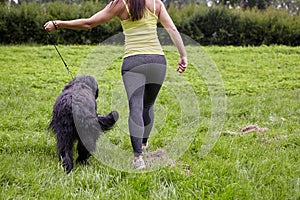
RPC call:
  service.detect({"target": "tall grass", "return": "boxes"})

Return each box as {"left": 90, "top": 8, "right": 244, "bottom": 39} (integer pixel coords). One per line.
{"left": 0, "top": 45, "right": 299, "bottom": 199}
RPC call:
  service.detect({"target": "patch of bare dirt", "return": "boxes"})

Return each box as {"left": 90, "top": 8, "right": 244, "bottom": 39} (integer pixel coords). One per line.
{"left": 224, "top": 125, "right": 268, "bottom": 135}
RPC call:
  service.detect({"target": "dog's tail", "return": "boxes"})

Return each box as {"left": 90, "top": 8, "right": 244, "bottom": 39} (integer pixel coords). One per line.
{"left": 97, "top": 111, "right": 119, "bottom": 131}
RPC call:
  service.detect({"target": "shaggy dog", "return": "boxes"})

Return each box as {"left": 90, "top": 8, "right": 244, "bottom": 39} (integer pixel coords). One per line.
{"left": 49, "top": 75, "right": 118, "bottom": 173}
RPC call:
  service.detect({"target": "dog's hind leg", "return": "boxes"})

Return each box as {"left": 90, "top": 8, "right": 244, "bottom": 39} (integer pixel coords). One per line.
{"left": 76, "top": 139, "right": 91, "bottom": 166}
{"left": 57, "top": 132, "right": 75, "bottom": 174}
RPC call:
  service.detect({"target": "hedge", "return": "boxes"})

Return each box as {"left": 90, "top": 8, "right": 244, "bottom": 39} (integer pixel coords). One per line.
{"left": 171, "top": 5, "right": 300, "bottom": 46}
{"left": 0, "top": 2, "right": 300, "bottom": 46}
{"left": 0, "top": 2, "right": 121, "bottom": 44}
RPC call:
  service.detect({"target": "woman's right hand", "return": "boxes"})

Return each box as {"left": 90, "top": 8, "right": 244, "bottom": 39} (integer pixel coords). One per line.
{"left": 44, "top": 21, "right": 58, "bottom": 32}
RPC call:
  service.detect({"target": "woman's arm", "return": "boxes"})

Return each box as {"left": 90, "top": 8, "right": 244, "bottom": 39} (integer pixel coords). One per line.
{"left": 44, "top": 1, "right": 122, "bottom": 31}
{"left": 158, "top": 1, "right": 187, "bottom": 73}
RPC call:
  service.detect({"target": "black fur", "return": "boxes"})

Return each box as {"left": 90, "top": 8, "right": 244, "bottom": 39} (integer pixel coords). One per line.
{"left": 49, "top": 75, "right": 118, "bottom": 173}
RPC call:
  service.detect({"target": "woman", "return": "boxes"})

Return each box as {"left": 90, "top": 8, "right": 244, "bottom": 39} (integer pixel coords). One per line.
{"left": 44, "top": 0, "right": 187, "bottom": 169}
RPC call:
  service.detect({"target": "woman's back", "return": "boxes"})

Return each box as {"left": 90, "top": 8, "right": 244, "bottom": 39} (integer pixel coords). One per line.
{"left": 120, "top": 0, "right": 163, "bottom": 57}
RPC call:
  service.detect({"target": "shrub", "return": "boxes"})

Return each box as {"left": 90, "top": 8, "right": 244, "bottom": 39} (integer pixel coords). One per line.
{"left": 0, "top": 2, "right": 121, "bottom": 44}
{"left": 0, "top": 2, "right": 299, "bottom": 46}
{"left": 175, "top": 5, "right": 300, "bottom": 46}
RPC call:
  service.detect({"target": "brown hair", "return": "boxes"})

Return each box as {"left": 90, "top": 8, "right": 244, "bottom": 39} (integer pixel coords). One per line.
{"left": 128, "top": 0, "right": 146, "bottom": 21}
{"left": 110, "top": 0, "right": 146, "bottom": 21}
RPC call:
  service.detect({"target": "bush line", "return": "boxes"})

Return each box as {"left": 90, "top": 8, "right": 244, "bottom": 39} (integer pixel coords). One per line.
{"left": 1, "top": 2, "right": 299, "bottom": 46}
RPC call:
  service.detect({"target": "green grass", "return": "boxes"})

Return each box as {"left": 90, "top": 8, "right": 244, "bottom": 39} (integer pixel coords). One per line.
{"left": 0, "top": 45, "right": 299, "bottom": 199}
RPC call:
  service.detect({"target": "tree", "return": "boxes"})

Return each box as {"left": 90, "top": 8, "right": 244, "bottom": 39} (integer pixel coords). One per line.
{"left": 273, "top": 0, "right": 300, "bottom": 14}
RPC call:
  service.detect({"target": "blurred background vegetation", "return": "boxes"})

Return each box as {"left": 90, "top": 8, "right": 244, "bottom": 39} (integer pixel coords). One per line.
{"left": 1, "top": 0, "right": 300, "bottom": 45}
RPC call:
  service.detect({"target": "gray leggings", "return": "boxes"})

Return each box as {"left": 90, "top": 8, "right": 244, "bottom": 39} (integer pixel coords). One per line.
{"left": 122, "top": 54, "right": 166, "bottom": 157}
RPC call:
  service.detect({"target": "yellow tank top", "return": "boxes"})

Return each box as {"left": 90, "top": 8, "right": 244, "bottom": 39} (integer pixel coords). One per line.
{"left": 121, "top": 0, "right": 164, "bottom": 58}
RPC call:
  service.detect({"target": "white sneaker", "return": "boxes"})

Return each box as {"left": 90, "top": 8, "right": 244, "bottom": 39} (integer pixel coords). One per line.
{"left": 132, "top": 156, "right": 146, "bottom": 170}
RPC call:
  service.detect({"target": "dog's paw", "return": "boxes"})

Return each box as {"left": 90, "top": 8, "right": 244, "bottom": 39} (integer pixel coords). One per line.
{"left": 62, "top": 160, "right": 73, "bottom": 174}
{"left": 76, "top": 158, "right": 89, "bottom": 166}
{"left": 111, "top": 110, "right": 119, "bottom": 122}
{"left": 97, "top": 110, "right": 119, "bottom": 131}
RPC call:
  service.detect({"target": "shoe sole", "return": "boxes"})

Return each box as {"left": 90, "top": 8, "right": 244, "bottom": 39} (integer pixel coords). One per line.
{"left": 135, "top": 165, "right": 146, "bottom": 170}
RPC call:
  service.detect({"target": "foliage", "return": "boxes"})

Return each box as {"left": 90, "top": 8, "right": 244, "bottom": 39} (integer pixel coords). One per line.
{"left": 210, "top": 0, "right": 273, "bottom": 10}
{"left": 0, "top": 1, "right": 121, "bottom": 44}
{"left": 0, "top": 2, "right": 300, "bottom": 45}
{"left": 177, "top": 6, "right": 300, "bottom": 46}
{"left": 168, "top": 0, "right": 300, "bottom": 13}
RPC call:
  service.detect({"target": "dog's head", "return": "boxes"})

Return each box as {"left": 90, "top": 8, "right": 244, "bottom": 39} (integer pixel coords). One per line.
{"left": 71, "top": 75, "right": 99, "bottom": 99}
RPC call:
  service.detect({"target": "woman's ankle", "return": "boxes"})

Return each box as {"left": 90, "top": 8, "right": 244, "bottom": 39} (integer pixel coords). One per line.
{"left": 134, "top": 155, "right": 142, "bottom": 160}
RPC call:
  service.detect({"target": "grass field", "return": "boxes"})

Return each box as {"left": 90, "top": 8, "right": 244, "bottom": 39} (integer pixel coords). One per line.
{"left": 0, "top": 45, "right": 299, "bottom": 199}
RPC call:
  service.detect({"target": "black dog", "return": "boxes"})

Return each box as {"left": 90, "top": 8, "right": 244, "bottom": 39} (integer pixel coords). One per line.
{"left": 49, "top": 75, "right": 118, "bottom": 173}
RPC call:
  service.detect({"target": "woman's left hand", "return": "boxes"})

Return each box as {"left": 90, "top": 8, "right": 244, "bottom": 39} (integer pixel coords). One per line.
{"left": 177, "top": 57, "right": 188, "bottom": 74}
